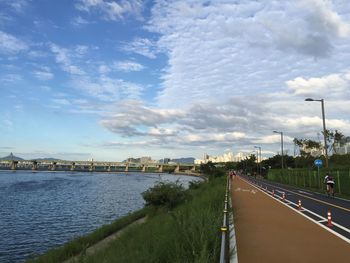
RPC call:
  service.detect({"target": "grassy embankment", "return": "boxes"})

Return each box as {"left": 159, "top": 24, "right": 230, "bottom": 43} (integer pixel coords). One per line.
{"left": 28, "top": 176, "right": 227, "bottom": 263}
{"left": 268, "top": 168, "right": 350, "bottom": 198}
{"left": 26, "top": 208, "right": 147, "bottom": 263}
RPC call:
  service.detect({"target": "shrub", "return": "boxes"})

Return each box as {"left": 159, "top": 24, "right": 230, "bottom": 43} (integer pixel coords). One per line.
{"left": 142, "top": 181, "right": 188, "bottom": 209}
{"left": 188, "top": 180, "right": 204, "bottom": 190}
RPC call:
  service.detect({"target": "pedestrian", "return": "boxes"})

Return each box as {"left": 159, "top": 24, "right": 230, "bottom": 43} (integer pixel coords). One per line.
{"left": 324, "top": 172, "right": 335, "bottom": 197}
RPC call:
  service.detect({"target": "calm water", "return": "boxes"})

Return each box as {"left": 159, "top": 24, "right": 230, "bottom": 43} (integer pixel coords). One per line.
{"left": 0, "top": 171, "right": 199, "bottom": 263}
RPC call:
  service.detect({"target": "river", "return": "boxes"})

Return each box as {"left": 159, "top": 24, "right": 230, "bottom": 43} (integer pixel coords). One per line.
{"left": 0, "top": 171, "right": 200, "bottom": 263}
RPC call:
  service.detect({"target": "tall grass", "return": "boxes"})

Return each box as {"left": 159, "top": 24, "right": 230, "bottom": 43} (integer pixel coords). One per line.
{"left": 26, "top": 208, "right": 147, "bottom": 263}
{"left": 78, "top": 176, "right": 225, "bottom": 263}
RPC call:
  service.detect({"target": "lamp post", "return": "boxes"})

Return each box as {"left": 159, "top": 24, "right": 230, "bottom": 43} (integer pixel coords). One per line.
{"left": 254, "top": 146, "right": 261, "bottom": 175}
{"left": 273, "top": 131, "right": 284, "bottom": 170}
{"left": 305, "top": 98, "right": 329, "bottom": 168}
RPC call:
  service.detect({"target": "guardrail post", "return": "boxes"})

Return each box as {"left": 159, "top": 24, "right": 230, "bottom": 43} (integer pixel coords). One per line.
{"left": 336, "top": 171, "right": 341, "bottom": 194}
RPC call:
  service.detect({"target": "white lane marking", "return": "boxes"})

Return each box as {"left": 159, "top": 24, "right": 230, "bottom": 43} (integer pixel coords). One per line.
{"left": 254, "top": 179, "right": 350, "bottom": 212}
{"left": 228, "top": 180, "right": 239, "bottom": 263}
{"left": 240, "top": 177, "right": 350, "bottom": 244}
{"left": 251, "top": 180, "right": 350, "bottom": 235}
{"left": 298, "top": 190, "right": 313, "bottom": 196}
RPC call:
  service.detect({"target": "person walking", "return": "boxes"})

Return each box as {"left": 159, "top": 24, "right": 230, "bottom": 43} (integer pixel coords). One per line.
{"left": 324, "top": 172, "right": 335, "bottom": 197}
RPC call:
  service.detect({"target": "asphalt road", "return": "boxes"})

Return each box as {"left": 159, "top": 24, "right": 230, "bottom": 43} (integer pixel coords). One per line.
{"left": 241, "top": 174, "right": 350, "bottom": 241}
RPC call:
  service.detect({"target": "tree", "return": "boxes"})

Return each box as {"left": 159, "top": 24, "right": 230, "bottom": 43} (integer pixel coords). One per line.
{"left": 323, "top": 129, "right": 345, "bottom": 154}
{"left": 199, "top": 161, "right": 225, "bottom": 179}
{"left": 293, "top": 138, "right": 322, "bottom": 157}
{"left": 236, "top": 154, "right": 257, "bottom": 174}
{"left": 142, "top": 182, "right": 188, "bottom": 209}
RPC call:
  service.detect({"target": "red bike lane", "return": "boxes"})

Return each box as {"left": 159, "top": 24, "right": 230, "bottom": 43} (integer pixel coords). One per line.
{"left": 231, "top": 176, "right": 350, "bottom": 263}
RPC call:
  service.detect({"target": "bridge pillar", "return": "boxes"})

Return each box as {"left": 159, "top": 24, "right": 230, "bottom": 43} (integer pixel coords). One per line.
{"left": 191, "top": 166, "right": 196, "bottom": 172}
{"left": 107, "top": 164, "right": 111, "bottom": 172}
{"left": 125, "top": 163, "right": 129, "bottom": 172}
{"left": 142, "top": 164, "right": 147, "bottom": 172}
{"left": 32, "top": 161, "right": 38, "bottom": 171}
{"left": 89, "top": 162, "right": 94, "bottom": 172}
{"left": 11, "top": 161, "right": 18, "bottom": 170}
{"left": 71, "top": 162, "right": 75, "bottom": 171}
{"left": 51, "top": 162, "right": 57, "bottom": 171}
{"left": 158, "top": 165, "right": 163, "bottom": 173}
{"left": 174, "top": 164, "right": 180, "bottom": 173}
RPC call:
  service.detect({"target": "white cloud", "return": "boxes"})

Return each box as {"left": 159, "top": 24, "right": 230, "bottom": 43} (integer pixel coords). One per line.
{"left": 39, "top": 86, "right": 52, "bottom": 92}
{"left": 123, "top": 37, "right": 159, "bottom": 59}
{"left": 75, "top": 0, "right": 144, "bottom": 21}
{"left": 113, "top": 60, "right": 144, "bottom": 72}
{"left": 1, "top": 73, "right": 22, "bottom": 82}
{"left": 52, "top": 98, "right": 71, "bottom": 105}
{"left": 1, "top": 0, "right": 29, "bottom": 13}
{"left": 71, "top": 16, "right": 91, "bottom": 27}
{"left": 0, "top": 118, "right": 13, "bottom": 130}
{"left": 286, "top": 72, "right": 350, "bottom": 98}
{"left": 300, "top": 0, "right": 350, "bottom": 38}
{"left": 33, "top": 66, "right": 54, "bottom": 81}
{"left": 0, "top": 30, "right": 28, "bottom": 54}
{"left": 49, "top": 43, "right": 85, "bottom": 75}
{"left": 74, "top": 45, "right": 89, "bottom": 56}
{"left": 71, "top": 75, "right": 144, "bottom": 101}
{"left": 142, "top": 0, "right": 350, "bottom": 110}
{"left": 98, "top": 64, "right": 111, "bottom": 74}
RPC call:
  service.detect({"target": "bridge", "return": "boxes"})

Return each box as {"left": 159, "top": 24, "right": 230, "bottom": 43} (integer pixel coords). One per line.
{"left": 0, "top": 160, "right": 199, "bottom": 174}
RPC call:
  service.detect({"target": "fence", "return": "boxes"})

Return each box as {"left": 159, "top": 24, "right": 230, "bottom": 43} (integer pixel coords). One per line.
{"left": 267, "top": 168, "right": 350, "bottom": 195}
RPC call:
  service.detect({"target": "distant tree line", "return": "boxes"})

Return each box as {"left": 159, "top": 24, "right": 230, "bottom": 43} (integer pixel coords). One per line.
{"left": 215, "top": 129, "right": 350, "bottom": 176}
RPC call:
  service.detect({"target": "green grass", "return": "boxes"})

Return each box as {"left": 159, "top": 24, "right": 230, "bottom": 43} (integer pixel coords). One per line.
{"left": 75, "top": 176, "right": 226, "bottom": 263}
{"left": 26, "top": 208, "right": 148, "bottom": 263}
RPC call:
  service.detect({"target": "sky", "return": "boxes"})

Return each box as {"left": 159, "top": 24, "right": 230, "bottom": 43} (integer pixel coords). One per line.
{"left": 1, "top": 0, "right": 350, "bottom": 161}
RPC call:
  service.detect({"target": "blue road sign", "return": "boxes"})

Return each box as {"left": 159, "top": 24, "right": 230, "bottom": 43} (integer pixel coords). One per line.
{"left": 314, "top": 159, "right": 323, "bottom": 167}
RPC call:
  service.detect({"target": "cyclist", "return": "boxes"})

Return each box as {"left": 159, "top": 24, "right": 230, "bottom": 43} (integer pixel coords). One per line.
{"left": 324, "top": 173, "right": 335, "bottom": 197}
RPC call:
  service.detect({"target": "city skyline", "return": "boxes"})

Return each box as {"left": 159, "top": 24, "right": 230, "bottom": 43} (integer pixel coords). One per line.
{"left": 1, "top": 0, "right": 350, "bottom": 161}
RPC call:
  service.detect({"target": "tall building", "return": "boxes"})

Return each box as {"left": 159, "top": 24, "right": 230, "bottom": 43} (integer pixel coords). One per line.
{"left": 195, "top": 151, "right": 250, "bottom": 164}
{"left": 333, "top": 136, "right": 350, "bottom": 154}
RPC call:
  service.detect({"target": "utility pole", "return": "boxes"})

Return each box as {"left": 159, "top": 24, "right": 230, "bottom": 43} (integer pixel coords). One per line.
{"left": 305, "top": 98, "right": 329, "bottom": 168}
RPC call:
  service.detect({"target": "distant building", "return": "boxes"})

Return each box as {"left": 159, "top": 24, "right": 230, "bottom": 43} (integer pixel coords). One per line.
{"left": 333, "top": 136, "right": 350, "bottom": 155}
{"left": 140, "top": 156, "right": 152, "bottom": 163}
{"left": 163, "top": 158, "right": 171, "bottom": 164}
{"left": 195, "top": 151, "right": 250, "bottom": 164}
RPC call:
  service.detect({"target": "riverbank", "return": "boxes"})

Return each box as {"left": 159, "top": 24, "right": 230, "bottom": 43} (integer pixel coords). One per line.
{"left": 26, "top": 208, "right": 148, "bottom": 263}
{"left": 27, "top": 176, "right": 225, "bottom": 263}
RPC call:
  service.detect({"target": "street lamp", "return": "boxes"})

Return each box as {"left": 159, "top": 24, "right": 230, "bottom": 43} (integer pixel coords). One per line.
{"left": 254, "top": 146, "right": 261, "bottom": 175}
{"left": 305, "top": 98, "right": 329, "bottom": 168}
{"left": 273, "top": 131, "right": 284, "bottom": 170}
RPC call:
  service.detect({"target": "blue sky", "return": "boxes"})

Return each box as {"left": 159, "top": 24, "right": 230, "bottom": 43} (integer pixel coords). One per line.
{"left": 1, "top": 0, "right": 350, "bottom": 161}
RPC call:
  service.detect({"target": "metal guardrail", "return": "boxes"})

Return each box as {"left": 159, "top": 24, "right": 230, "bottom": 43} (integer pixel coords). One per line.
{"left": 220, "top": 175, "right": 238, "bottom": 263}
{"left": 219, "top": 176, "right": 230, "bottom": 263}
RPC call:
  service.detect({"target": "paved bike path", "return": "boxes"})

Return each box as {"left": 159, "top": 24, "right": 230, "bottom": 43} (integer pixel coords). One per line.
{"left": 232, "top": 176, "right": 350, "bottom": 263}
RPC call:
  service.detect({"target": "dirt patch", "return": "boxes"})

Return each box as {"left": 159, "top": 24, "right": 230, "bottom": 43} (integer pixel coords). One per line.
{"left": 232, "top": 176, "right": 350, "bottom": 263}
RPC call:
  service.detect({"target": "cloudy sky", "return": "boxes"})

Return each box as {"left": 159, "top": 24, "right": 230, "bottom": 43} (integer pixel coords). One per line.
{"left": 1, "top": 0, "right": 350, "bottom": 161}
